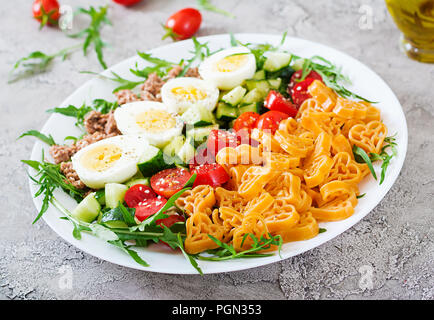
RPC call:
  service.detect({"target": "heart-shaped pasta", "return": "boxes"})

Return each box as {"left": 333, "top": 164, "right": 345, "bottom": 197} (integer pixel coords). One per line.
{"left": 349, "top": 120, "right": 387, "bottom": 154}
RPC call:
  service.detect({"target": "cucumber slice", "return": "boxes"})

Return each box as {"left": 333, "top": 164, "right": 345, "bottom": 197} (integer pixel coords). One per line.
{"left": 126, "top": 178, "right": 150, "bottom": 188}
{"left": 163, "top": 135, "right": 185, "bottom": 165}
{"left": 72, "top": 193, "right": 101, "bottom": 223}
{"left": 245, "top": 80, "right": 270, "bottom": 95}
{"left": 221, "top": 86, "right": 247, "bottom": 106}
{"left": 177, "top": 137, "right": 195, "bottom": 164}
{"left": 138, "top": 148, "right": 171, "bottom": 177}
{"left": 291, "top": 58, "right": 306, "bottom": 71}
{"left": 253, "top": 69, "right": 266, "bottom": 80}
{"left": 263, "top": 51, "right": 292, "bottom": 72}
{"left": 241, "top": 88, "right": 264, "bottom": 104}
{"left": 105, "top": 183, "right": 128, "bottom": 209}
{"left": 239, "top": 102, "right": 261, "bottom": 115}
{"left": 102, "top": 221, "right": 128, "bottom": 229}
{"left": 268, "top": 78, "right": 282, "bottom": 90}
{"left": 186, "top": 124, "right": 219, "bottom": 147}
{"left": 181, "top": 104, "right": 215, "bottom": 127}
{"left": 216, "top": 102, "right": 238, "bottom": 121}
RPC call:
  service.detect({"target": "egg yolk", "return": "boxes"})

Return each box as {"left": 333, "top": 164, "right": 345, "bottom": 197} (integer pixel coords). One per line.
{"left": 136, "top": 110, "right": 176, "bottom": 132}
{"left": 216, "top": 54, "right": 248, "bottom": 72}
{"left": 80, "top": 144, "right": 122, "bottom": 172}
{"left": 171, "top": 86, "right": 207, "bottom": 101}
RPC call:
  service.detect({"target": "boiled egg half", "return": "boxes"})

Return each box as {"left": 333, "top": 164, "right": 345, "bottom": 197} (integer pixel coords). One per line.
{"left": 161, "top": 77, "right": 219, "bottom": 114}
{"left": 71, "top": 135, "right": 151, "bottom": 189}
{"left": 113, "top": 101, "right": 183, "bottom": 148}
{"left": 198, "top": 46, "right": 256, "bottom": 90}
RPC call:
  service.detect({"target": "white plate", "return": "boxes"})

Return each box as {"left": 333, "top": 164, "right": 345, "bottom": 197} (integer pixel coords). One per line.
{"left": 28, "top": 33, "right": 408, "bottom": 274}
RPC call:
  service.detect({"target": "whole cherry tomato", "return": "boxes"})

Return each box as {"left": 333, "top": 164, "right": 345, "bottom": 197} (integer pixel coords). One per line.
{"left": 163, "top": 8, "right": 202, "bottom": 41}
{"left": 32, "top": 0, "right": 60, "bottom": 29}
{"left": 112, "top": 0, "right": 142, "bottom": 6}
{"left": 233, "top": 112, "right": 260, "bottom": 134}
{"left": 256, "top": 111, "right": 290, "bottom": 134}
{"left": 264, "top": 90, "right": 298, "bottom": 117}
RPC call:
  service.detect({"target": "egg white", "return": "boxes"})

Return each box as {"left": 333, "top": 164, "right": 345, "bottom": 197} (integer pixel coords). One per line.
{"left": 113, "top": 101, "right": 183, "bottom": 148}
{"left": 198, "top": 47, "right": 256, "bottom": 90}
{"left": 161, "top": 77, "right": 219, "bottom": 114}
{"left": 71, "top": 135, "right": 151, "bottom": 189}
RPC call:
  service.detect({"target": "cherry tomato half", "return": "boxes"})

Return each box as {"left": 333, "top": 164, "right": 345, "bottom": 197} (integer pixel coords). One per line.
{"left": 190, "top": 163, "right": 230, "bottom": 188}
{"left": 288, "top": 70, "right": 323, "bottom": 92}
{"left": 124, "top": 184, "right": 156, "bottom": 208}
{"left": 32, "top": 0, "right": 60, "bottom": 28}
{"left": 256, "top": 111, "right": 290, "bottom": 134}
{"left": 156, "top": 214, "right": 185, "bottom": 228}
{"left": 150, "top": 167, "right": 192, "bottom": 198}
{"left": 189, "top": 146, "right": 215, "bottom": 167}
{"left": 134, "top": 195, "right": 167, "bottom": 222}
{"left": 112, "top": 0, "right": 142, "bottom": 6}
{"left": 291, "top": 78, "right": 316, "bottom": 107}
{"left": 233, "top": 112, "right": 260, "bottom": 134}
{"left": 264, "top": 90, "right": 298, "bottom": 117}
{"left": 163, "top": 8, "right": 202, "bottom": 41}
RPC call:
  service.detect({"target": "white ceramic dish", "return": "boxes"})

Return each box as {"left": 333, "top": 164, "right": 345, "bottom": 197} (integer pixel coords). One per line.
{"left": 28, "top": 33, "right": 408, "bottom": 274}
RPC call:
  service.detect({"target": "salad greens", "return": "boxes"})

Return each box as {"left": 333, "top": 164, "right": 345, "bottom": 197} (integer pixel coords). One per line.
{"left": 196, "top": 0, "right": 235, "bottom": 18}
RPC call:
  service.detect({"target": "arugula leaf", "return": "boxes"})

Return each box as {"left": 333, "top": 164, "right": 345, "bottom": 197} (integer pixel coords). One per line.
{"left": 356, "top": 193, "right": 366, "bottom": 199}
{"left": 47, "top": 104, "right": 93, "bottom": 127}
{"left": 18, "top": 130, "right": 56, "bottom": 146}
{"left": 100, "top": 202, "right": 136, "bottom": 227}
{"left": 179, "top": 37, "right": 211, "bottom": 77}
{"left": 68, "top": 6, "right": 111, "bottom": 69}
{"left": 353, "top": 145, "right": 377, "bottom": 180}
{"left": 131, "top": 52, "right": 176, "bottom": 78}
{"left": 108, "top": 240, "right": 150, "bottom": 267}
{"left": 82, "top": 70, "right": 144, "bottom": 93}
{"left": 319, "top": 228, "right": 327, "bottom": 234}
{"left": 22, "top": 153, "right": 85, "bottom": 224}
{"left": 198, "top": 233, "right": 283, "bottom": 261}
{"left": 196, "top": 0, "right": 235, "bottom": 18}
{"left": 8, "top": 45, "right": 80, "bottom": 84}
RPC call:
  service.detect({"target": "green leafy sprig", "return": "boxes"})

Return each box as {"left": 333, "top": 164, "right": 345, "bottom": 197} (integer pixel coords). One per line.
{"left": 197, "top": 233, "right": 283, "bottom": 261}
{"left": 18, "top": 130, "right": 56, "bottom": 146}
{"left": 179, "top": 37, "right": 211, "bottom": 77}
{"left": 196, "top": 0, "right": 235, "bottom": 18}
{"left": 68, "top": 6, "right": 111, "bottom": 69}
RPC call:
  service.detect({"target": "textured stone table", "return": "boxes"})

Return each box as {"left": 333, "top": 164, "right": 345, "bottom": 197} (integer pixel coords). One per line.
{"left": 1, "top": 0, "right": 433, "bottom": 300}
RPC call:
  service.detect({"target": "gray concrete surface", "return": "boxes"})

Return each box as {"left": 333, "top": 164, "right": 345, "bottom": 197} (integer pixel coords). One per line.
{"left": 0, "top": 0, "right": 433, "bottom": 300}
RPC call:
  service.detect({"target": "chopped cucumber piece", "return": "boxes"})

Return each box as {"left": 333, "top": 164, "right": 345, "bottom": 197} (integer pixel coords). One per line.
{"left": 244, "top": 80, "right": 270, "bottom": 95}
{"left": 105, "top": 183, "right": 128, "bottom": 209}
{"left": 216, "top": 102, "right": 238, "bottom": 121}
{"left": 163, "top": 135, "right": 185, "bottom": 165}
{"left": 263, "top": 51, "right": 292, "bottom": 72}
{"left": 291, "top": 58, "right": 306, "bottom": 71}
{"left": 268, "top": 78, "right": 282, "bottom": 90}
{"left": 138, "top": 148, "right": 171, "bottom": 177}
{"left": 186, "top": 124, "right": 219, "bottom": 147}
{"left": 181, "top": 104, "right": 215, "bottom": 127}
{"left": 72, "top": 193, "right": 101, "bottom": 223}
{"left": 126, "top": 178, "right": 150, "bottom": 188}
{"left": 252, "top": 69, "right": 266, "bottom": 80}
{"left": 221, "top": 86, "right": 247, "bottom": 106}
{"left": 239, "top": 102, "right": 261, "bottom": 115}
{"left": 102, "top": 221, "right": 128, "bottom": 229}
{"left": 241, "top": 88, "right": 264, "bottom": 104}
{"left": 177, "top": 137, "right": 195, "bottom": 164}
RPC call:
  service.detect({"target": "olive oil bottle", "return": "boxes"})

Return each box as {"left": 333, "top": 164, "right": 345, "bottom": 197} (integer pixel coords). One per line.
{"left": 385, "top": 0, "right": 434, "bottom": 63}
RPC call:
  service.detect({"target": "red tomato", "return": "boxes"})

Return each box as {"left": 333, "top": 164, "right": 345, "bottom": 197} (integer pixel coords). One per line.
{"left": 207, "top": 129, "right": 239, "bottom": 157}
{"left": 256, "top": 111, "right": 290, "bottom": 134}
{"left": 112, "top": 0, "right": 142, "bottom": 6}
{"left": 190, "top": 163, "right": 230, "bottom": 188}
{"left": 134, "top": 195, "right": 167, "bottom": 222}
{"left": 233, "top": 112, "right": 260, "bottom": 133}
{"left": 288, "top": 70, "right": 323, "bottom": 92}
{"left": 264, "top": 90, "right": 298, "bottom": 117}
{"left": 124, "top": 184, "right": 156, "bottom": 208}
{"left": 189, "top": 146, "right": 215, "bottom": 167}
{"left": 163, "top": 8, "right": 202, "bottom": 41}
{"left": 156, "top": 214, "right": 185, "bottom": 228}
{"left": 32, "top": 0, "right": 60, "bottom": 28}
{"left": 291, "top": 78, "right": 316, "bottom": 107}
{"left": 236, "top": 128, "right": 260, "bottom": 148}
{"left": 150, "top": 168, "right": 192, "bottom": 198}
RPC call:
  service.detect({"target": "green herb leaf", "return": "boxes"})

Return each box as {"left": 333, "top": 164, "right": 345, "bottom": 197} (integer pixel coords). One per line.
{"left": 356, "top": 193, "right": 366, "bottom": 199}
{"left": 319, "top": 228, "right": 327, "bottom": 234}
{"left": 196, "top": 0, "right": 235, "bottom": 18}
{"left": 353, "top": 145, "right": 377, "bottom": 180}
{"left": 108, "top": 239, "right": 150, "bottom": 267}
{"left": 47, "top": 104, "right": 93, "bottom": 127}
{"left": 18, "top": 130, "right": 56, "bottom": 146}
{"left": 179, "top": 37, "right": 211, "bottom": 77}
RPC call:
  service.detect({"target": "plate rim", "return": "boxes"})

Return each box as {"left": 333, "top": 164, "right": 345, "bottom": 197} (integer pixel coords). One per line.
{"left": 27, "top": 33, "right": 408, "bottom": 274}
